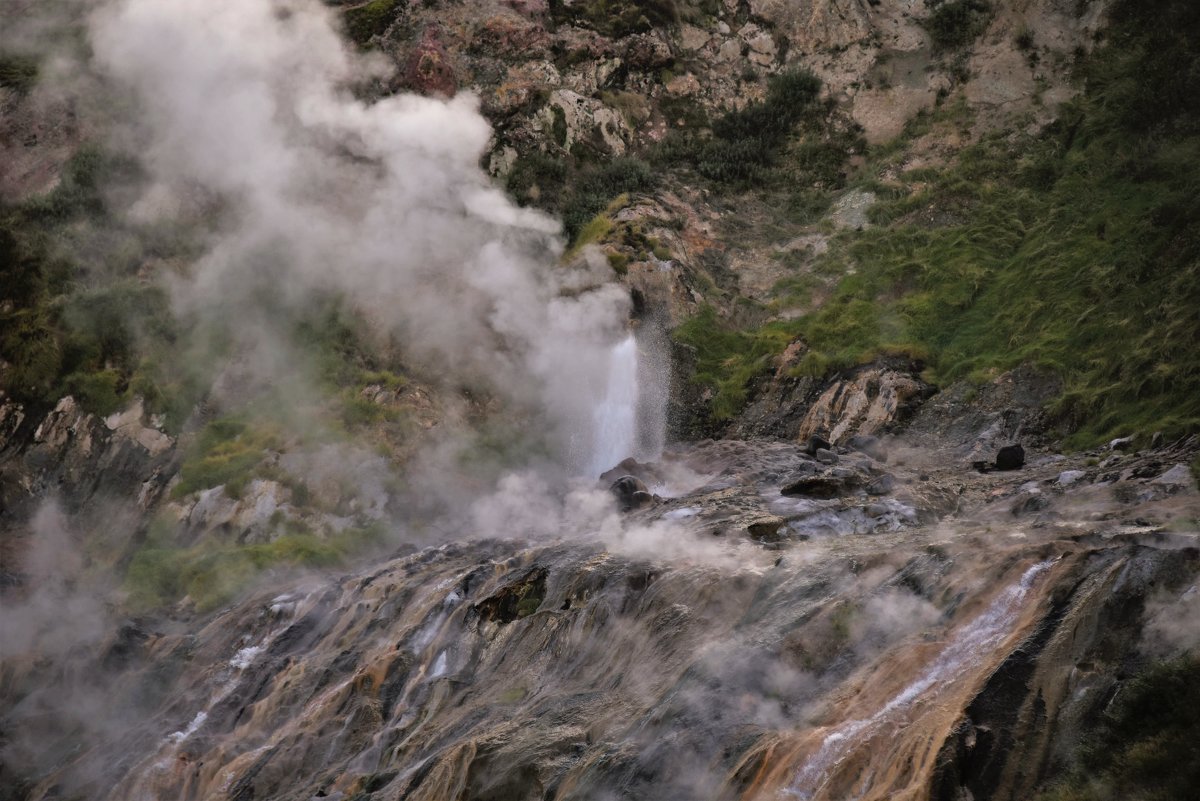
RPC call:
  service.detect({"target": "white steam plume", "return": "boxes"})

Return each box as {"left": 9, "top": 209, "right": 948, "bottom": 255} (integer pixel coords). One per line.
{"left": 88, "top": 0, "right": 640, "bottom": 474}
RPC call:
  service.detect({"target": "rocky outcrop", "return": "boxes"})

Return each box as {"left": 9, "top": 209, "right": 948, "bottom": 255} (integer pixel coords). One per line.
{"left": 797, "top": 363, "right": 932, "bottom": 446}
{"left": 0, "top": 397, "right": 177, "bottom": 524}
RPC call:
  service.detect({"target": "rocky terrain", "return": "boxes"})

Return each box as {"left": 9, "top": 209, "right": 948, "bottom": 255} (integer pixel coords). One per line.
{"left": 2, "top": 1, "right": 1199, "bottom": 800}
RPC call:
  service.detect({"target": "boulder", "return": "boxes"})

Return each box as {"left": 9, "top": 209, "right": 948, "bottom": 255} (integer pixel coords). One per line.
{"left": 1152, "top": 464, "right": 1193, "bottom": 488}
{"left": 797, "top": 366, "right": 928, "bottom": 446}
{"left": 781, "top": 473, "right": 862, "bottom": 499}
{"left": 814, "top": 448, "right": 839, "bottom": 465}
{"left": 403, "top": 27, "right": 457, "bottom": 97}
{"left": 1109, "top": 436, "right": 1135, "bottom": 451}
{"left": 610, "top": 475, "right": 653, "bottom": 512}
{"left": 746, "top": 515, "right": 787, "bottom": 542}
{"left": 995, "top": 444, "right": 1025, "bottom": 471}
{"left": 1057, "top": 470, "right": 1086, "bottom": 487}
{"left": 805, "top": 434, "right": 832, "bottom": 457}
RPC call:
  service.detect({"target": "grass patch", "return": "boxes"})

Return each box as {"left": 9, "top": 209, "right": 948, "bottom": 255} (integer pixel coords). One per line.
{"left": 672, "top": 305, "right": 801, "bottom": 420}
{"left": 0, "top": 52, "right": 38, "bottom": 94}
{"left": 124, "top": 520, "right": 385, "bottom": 612}
{"left": 172, "top": 417, "right": 282, "bottom": 499}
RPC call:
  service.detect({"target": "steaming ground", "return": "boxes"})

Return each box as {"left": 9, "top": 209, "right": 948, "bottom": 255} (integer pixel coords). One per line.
{"left": 4, "top": 434, "right": 1196, "bottom": 800}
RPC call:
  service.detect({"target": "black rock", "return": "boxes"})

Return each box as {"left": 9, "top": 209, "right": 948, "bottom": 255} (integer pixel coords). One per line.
{"left": 805, "top": 434, "right": 832, "bottom": 457}
{"left": 972, "top": 460, "right": 992, "bottom": 474}
{"left": 781, "top": 474, "right": 861, "bottom": 499}
{"left": 995, "top": 444, "right": 1025, "bottom": 471}
{"left": 610, "top": 475, "right": 653, "bottom": 512}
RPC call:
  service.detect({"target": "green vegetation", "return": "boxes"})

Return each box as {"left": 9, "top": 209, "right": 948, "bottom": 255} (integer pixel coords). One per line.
{"left": 923, "top": 0, "right": 994, "bottom": 52}
{"left": 550, "top": 0, "right": 682, "bottom": 38}
{"left": 124, "top": 516, "right": 385, "bottom": 611}
{"left": 342, "top": 0, "right": 403, "bottom": 46}
{"left": 674, "top": 0, "right": 1200, "bottom": 443}
{"left": 0, "top": 147, "right": 210, "bottom": 423}
{"left": 672, "top": 305, "right": 800, "bottom": 420}
{"left": 1037, "top": 656, "right": 1200, "bottom": 801}
{"left": 0, "top": 52, "right": 38, "bottom": 94}
{"left": 508, "top": 152, "right": 656, "bottom": 245}
{"left": 656, "top": 69, "right": 838, "bottom": 187}
{"left": 172, "top": 417, "right": 282, "bottom": 499}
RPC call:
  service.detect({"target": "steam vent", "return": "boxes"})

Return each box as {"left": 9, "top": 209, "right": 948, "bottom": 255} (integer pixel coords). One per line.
{"left": 3, "top": 1, "right": 1199, "bottom": 800}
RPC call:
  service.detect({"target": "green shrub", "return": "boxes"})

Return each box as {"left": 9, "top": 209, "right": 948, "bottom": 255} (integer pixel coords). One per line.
{"left": 343, "top": 0, "right": 403, "bottom": 45}
{"left": 0, "top": 53, "right": 38, "bottom": 94}
{"left": 551, "top": 0, "right": 679, "bottom": 38}
{"left": 924, "top": 1, "right": 993, "bottom": 52}
{"left": 655, "top": 69, "right": 835, "bottom": 187}
{"left": 561, "top": 158, "right": 655, "bottom": 242}
{"left": 172, "top": 417, "right": 281, "bottom": 499}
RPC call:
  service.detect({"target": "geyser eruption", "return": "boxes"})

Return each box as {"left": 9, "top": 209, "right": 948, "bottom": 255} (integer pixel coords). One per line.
{"left": 588, "top": 334, "right": 640, "bottom": 477}
{"left": 86, "top": 0, "right": 662, "bottom": 479}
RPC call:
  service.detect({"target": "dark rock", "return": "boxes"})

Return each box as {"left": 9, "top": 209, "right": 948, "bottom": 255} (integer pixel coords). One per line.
{"left": 599, "top": 457, "right": 657, "bottom": 485}
{"left": 814, "top": 448, "right": 839, "bottom": 465}
{"left": 972, "top": 460, "right": 992, "bottom": 474}
{"left": 622, "top": 33, "right": 674, "bottom": 71}
{"left": 866, "top": 474, "right": 896, "bottom": 496}
{"left": 610, "top": 475, "right": 653, "bottom": 512}
{"left": 847, "top": 434, "right": 888, "bottom": 462}
{"left": 781, "top": 474, "right": 861, "bottom": 499}
{"left": 995, "top": 445, "right": 1025, "bottom": 471}
{"left": 805, "top": 434, "right": 832, "bottom": 457}
{"left": 473, "top": 569, "right": 548, "bottom": 625}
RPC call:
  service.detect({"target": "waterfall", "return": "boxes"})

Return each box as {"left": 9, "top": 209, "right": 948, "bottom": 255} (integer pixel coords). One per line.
{"left": 588, "top": 334, "right": 640, "bottom": 477}
{"left": 786, "top": 559, "right": 1056, "bottom": 800}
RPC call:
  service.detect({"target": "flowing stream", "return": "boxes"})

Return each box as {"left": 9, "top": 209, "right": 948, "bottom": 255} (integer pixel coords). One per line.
{"left": 785, "top": 559, "right": 1056, "bottom": 800}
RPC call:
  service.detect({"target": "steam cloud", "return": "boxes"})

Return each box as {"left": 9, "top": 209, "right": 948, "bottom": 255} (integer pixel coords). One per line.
{"left": 88, "top": 0, "right": 641, "bottom": 475}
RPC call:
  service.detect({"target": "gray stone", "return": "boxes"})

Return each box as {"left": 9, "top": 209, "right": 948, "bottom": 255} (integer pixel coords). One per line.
{"left": 1057, "top": 470, "right": 1086, "bottom": 486}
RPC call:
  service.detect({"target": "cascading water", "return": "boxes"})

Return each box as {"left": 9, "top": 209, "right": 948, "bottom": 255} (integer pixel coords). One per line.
{"left": 588, "top": 334, "right": 641, "bottom": 477}
{"left": 784, "top": 559, "right": 1056, "bottom": 800}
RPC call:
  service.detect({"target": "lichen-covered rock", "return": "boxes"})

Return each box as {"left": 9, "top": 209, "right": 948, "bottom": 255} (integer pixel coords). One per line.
{"left": 797, "top": 365, "right": 929, "bottom": 446}
{"left": 402, "top": 26, "right": 458, "bottom": 97}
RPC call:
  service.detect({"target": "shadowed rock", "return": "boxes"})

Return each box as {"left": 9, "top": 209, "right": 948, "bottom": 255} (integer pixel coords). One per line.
{"left": 995, "top": 445, "right": 1025, "bottom": 471}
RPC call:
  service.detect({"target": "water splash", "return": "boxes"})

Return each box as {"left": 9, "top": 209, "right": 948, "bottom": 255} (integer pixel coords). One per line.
{"left": 786, "top": 559, "right": 1056, "bottom": 800}
{"left": 588, "top": 334, "right": 640, "bottom": 477}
